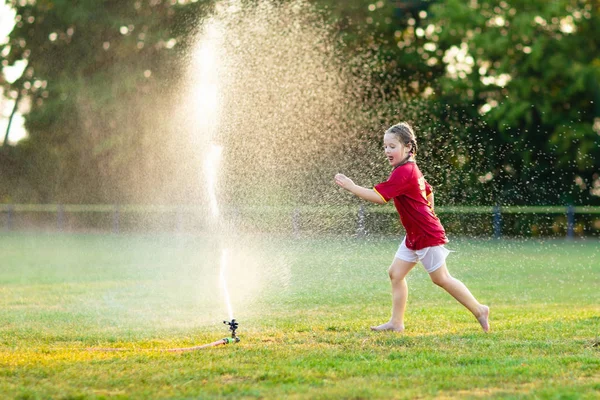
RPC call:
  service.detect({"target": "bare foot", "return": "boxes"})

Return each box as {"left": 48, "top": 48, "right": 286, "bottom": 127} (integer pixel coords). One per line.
{"left": 370, "top": 322, "right": 404, "bottom": 332}
{"left": 477, "top": 305, "right": 490, "bottom": 332}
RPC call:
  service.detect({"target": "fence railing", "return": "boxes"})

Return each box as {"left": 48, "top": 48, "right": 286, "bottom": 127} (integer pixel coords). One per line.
{"left": 1, "top": 203, "right": 600, "bottom": 238}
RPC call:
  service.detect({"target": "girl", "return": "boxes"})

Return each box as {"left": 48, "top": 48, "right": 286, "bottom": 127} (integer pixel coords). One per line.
{"left": 334, "top": 122, "right": 489, "bottom": 333}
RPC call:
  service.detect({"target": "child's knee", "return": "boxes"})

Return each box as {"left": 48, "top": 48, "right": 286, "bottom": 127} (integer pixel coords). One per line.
{"left": 388, "top": 259, "right": 416, "bottom": 281}
{"left": 387, "top": 266, "right": 395, "bottom": 279}
{"left": 388, "top": 266, "right": 404, "bottom": 282}
{"left": 430, "top": 270, "right": 451, "bottom": 287}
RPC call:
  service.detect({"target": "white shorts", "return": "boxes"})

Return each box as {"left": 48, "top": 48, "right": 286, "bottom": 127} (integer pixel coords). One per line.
{"left": 395, "top": 237, "right": 450, "bottom": 273}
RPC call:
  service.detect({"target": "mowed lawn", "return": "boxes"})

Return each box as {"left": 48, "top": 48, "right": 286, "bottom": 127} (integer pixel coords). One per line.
{"left": 0, "top": 232, "right": 599, "bottom": 399}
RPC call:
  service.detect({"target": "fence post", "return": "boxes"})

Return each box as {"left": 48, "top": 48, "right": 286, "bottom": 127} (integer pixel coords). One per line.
{"left": 493, "top": 205, "right": 502, "bottom": 239}
{"left": 566, "top": 205, "right": 574, "bottom": 239}
{"left": 113, "top": 204, "right": 120, "bottom": 233}
{"left": 6, "top": 204, "right": 13, "bottom": 231}
{"left": 57, "top": 204, "right": 65, "bottom": 231}
{"left": 357, "top": 205, "right": 367, "bottom": 238}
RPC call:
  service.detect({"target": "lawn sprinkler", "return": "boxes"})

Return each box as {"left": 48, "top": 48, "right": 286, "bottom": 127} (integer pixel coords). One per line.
{"left": 89, "top": 320, "right": 241, "bottom": 353}
{"left": 164, "top": 318, "right": 241, "bottom": 352}
{"left": 223, "top": 319, "right": 240, "bottom": 343}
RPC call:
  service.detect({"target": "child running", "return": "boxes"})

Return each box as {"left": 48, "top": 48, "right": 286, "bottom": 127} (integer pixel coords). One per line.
{"left": 334, "top": 122, "right": 489, "bottom": 333}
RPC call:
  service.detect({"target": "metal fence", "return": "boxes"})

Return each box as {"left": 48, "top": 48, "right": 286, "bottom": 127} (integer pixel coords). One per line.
{"left": 1, "top": 203, "right": 600, "bottom": 238}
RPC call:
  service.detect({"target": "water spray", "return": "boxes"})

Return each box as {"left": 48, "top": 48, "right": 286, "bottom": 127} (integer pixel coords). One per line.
{"left": 89, "top": 54, "right": 241, "bottom": 353}
{"left": 169, "top": 18, "right": 241, "bottom": 353}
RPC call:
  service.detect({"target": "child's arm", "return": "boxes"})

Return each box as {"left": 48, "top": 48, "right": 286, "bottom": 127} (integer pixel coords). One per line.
{"left": 335, "top": 173, "right": 386, "bottom": 205}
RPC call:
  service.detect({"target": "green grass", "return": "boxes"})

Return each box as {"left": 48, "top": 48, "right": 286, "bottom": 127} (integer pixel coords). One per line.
{"left": 0, "top": 232, "right": 599, "bottom": 399}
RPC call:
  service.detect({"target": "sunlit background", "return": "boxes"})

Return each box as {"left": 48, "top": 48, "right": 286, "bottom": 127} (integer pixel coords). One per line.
{"left": 0, "top": 3, "right": 598, "bottom": 397}
{"left": 2, "top": 0, "right": 598, "bottom": 207}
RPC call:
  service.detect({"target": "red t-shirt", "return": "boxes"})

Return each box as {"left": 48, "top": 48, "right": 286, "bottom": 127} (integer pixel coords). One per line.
{"left": 374, "top": 162, "right": 448, "bottom": 250}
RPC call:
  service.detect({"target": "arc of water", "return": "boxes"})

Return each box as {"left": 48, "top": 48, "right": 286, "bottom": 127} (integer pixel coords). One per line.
{"left": 204, "top": 142, "right": 234, "bottom": 321}
{"left": 219, "top": 248, "right": 234, "bottom": 321}
{"left": 194, "top": 18, "right": 235, "bottom": 323}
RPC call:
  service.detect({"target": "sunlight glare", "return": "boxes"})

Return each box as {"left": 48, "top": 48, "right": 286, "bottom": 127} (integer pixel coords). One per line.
{"left": 190, "top": 21, "right": 223, "bottom": 139}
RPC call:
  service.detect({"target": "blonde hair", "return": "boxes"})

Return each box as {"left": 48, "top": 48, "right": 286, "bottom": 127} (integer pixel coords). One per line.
{"left": 385, "top": 122, "right": 418, "bottom": 156}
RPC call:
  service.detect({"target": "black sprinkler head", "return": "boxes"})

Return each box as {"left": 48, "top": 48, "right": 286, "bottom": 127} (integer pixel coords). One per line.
{"left": 224, "top": 319, "right": 239, "bottom": 339}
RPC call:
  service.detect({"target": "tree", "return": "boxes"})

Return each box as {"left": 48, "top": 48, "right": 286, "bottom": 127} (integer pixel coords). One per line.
{"left": 428, "top": 0, "right": 600, "bottom": 205}
{"left": 3, "top": 0, "right": 598, "bottom": 208}
{"left": 1, "top": 0, "right": 213, "bottom": 203}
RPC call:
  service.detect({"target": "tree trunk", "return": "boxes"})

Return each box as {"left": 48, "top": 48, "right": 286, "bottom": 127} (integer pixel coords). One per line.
{"left": 3, "top": 90, "right": 22, "bottom": 149}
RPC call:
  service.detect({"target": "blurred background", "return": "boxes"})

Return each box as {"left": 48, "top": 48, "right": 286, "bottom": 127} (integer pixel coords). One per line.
{"left": 0, "top": 0, "right": 599, "bottom": 237}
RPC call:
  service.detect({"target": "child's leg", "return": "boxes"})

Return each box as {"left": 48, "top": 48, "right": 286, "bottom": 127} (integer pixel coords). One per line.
{"left": 371, "top": 258, "right": 417, "bottom": 332}
{"left": 429, "top": 264, "right": 490, "bottom": 332}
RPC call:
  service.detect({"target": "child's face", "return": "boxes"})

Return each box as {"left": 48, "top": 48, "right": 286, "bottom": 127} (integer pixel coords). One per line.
{"left": 383, "top": 133, "right": 410, "bottom": 167}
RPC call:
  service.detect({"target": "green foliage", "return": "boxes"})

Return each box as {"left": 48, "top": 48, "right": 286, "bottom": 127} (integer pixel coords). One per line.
{"left": 1, "top": 0, "right": 214, "bottom": 203}
{"left": 428, "top": 0, "right": 600, "bottom": 205}
{"left": 1, "top": 0, "right": 599, "bottom": 207}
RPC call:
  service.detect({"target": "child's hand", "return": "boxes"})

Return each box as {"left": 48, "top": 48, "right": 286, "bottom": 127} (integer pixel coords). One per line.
{"left": 334, "top": 173, "right": 355, "bottom": 190}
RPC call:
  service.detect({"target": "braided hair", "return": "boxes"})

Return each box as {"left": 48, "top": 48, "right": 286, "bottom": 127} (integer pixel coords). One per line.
{"left": 385, "top": 122, "right": 418, "bottom": 166}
